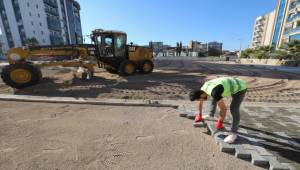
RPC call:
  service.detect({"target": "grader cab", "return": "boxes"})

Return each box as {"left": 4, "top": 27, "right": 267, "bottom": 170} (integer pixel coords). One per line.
{"left": 91, "top": 29, "right": 154, "bottom": 75}
{"left": 0, "top": 29, "right": 154, "bottom": 89}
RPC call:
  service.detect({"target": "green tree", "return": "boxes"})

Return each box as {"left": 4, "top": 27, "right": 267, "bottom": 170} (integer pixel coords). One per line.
{"left": 241, "top": 48, "right": 254, "bottom": 58}
{"left": 285, "top": 40, "right": 300, "bottom": 60}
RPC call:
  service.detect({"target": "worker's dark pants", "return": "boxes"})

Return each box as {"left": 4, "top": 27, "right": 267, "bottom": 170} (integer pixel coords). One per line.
{"left": 208, "top": 89, "right": 247, "bottom": 133}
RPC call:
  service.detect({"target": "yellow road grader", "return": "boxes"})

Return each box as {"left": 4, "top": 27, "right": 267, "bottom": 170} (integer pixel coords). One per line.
{"left": 1, "top": 29, "right": 154, "bottom": 89}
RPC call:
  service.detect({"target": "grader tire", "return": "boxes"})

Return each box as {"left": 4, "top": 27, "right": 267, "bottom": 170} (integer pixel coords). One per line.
{"left": 118, "top": 60, "right": 136, "bottom": 76}
{"left": 1, "top": 63, "right": 42, "bottom": 89}
{"left": 139, "top": 60, "right": 154, "bottom": 74}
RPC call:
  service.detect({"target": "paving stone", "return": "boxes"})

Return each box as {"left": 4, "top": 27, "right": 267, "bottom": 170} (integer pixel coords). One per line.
{"left": 186, "top": 113, "right": 196, "bottom": 120}
{"left": 235, "top": 145, "right": 252, "bottom": 159}
{"left": 193, "top": 121, "right": 206, "bottom": 128}
{"left": 242, "top": 143, "right": 257, "bottom": 151}
{"left": 262, "top": 156, "right": 290, "bottom": 170}
{"left": 249, "top": 150, "right": 269, "bottom": 167}
{"left": 206, "top": 120, "right": 218, "bottom": 136}
{"left": 214, "top": 133, "right": 236, "bottom": 153}
{"left": 183, "top": 104, "right": 300, "bottom": 169}
{"left": 214, "top": 132, "right": 227, "bottom": 144}
{"left": 218, "top": 140, "right": 235, "bottom": 153}
{"left": 238, "top": 128, "right": 248, "bottom": 134}
{"left": 254, "top": 146, "right": 274, "bottom": 156}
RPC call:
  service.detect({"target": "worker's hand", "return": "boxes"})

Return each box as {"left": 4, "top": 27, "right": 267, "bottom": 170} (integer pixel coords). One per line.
{"left": 194, "top": 113, "right": 203, "bottom": 123}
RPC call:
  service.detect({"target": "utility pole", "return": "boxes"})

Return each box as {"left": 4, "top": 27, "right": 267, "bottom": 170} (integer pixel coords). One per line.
{"left": 206, "top": 42, "right": 209, "bottom": 56}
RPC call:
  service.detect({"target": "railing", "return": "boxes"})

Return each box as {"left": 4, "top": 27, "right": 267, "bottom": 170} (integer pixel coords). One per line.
{"left": 43, "top": 0, "right": 58, "bottom": 8}
{"left": 45, "top": 6, "right": 59, "bottom": 16}
{"left": 284, "top": 26, "right": 300, "bottom": 35}
{"left": 289, "top": 0, "right": 300, "bottom": 10}
{"left": 287, "top": 12, "right": 300, "bottom": 22}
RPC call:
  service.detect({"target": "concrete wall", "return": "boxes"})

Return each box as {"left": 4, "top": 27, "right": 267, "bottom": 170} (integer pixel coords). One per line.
{"left": 240, "top": 58, "right": 300, "bottom": 67}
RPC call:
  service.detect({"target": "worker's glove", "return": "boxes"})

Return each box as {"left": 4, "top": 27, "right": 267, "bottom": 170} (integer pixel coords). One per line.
{"left": 194, "top": 113, "right": 203, "bottom": 123}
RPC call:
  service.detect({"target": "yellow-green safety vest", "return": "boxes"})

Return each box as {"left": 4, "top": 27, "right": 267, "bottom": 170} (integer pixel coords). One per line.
{"left": 201, "top": 77, "right": 247, "bottom": 97}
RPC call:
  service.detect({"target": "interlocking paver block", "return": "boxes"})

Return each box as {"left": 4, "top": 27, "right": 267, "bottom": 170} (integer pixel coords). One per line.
{"left": 262, "top": 156, "right": 290, "bottom": 170}
{"left": 218, "top": 140, "right": 235, "bottom": 153}
{"left": 193, "top": 121, "right": 206, "bottom": 128}
{"left": 186, "top": 113, "right": 196, "bottom": 120}
{"left": 250, "top": 151, "right": 269, "bottom": 167}
{"left": 206, "top": 120, "right": 218, "bottom": 136}
{"left": 254, "top": 146, "right": 274, "bottom": 156}
{"left": 235, "top": 145, "right": 251, "bottom": 159}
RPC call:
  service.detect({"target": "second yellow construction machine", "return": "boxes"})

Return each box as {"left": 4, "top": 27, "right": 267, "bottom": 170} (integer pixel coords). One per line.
{"left": 1, "top": 29, "right": 154, "bottom": 89}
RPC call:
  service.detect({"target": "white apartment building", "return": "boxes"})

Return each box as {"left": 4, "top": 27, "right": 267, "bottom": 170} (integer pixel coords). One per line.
{"left": 250, "top": 10, "right": 276, "bottom": 48}
{"left": 0, "top": 0, "right": 82, "bottom": 53}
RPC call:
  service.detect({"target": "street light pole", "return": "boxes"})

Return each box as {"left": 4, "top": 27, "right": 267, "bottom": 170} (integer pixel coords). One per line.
{"left": 238, "top": 38, "right": 243, "bottom": 59}
{"left": 206, "top": 42, "right": 209, "bottom": 56}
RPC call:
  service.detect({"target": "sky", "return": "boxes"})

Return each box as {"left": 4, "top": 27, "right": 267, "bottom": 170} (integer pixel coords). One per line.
{"left": 77, "top": 0, "right": 276, "bottom": 50}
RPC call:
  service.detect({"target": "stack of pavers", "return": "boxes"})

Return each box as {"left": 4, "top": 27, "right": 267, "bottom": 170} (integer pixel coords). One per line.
{"left": 177, "top": 105, "right": 292, "bottom": 170}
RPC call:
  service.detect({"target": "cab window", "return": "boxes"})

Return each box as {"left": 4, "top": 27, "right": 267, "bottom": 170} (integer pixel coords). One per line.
{"left": 115, "top": 35, "right": 126, "bottom": 48}
{"left": 104, "top": 37, "right": 113, "bottom": 46}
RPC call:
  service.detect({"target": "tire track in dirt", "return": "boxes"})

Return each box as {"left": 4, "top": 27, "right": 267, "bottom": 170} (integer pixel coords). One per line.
{"left": 1, "top": 59, "right": 299, "bottom": 103}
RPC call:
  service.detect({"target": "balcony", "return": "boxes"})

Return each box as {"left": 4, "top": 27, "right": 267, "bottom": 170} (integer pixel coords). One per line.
{"left": 43, "top": 0, "right": 58, "bottom": 8}
{"left": 254, "top": 27, "right": 263, "bottom": 32}
{"left": 284, "top": 26, "right": 300, "bottom": 35}
{"left": 45, "top": 6, "right": 59, "bottom": 16}
{"left": 289, "top": 0, "right": 300, "bottom": 10}
{"left": 287, "top": 12, "right": 300, "bottom": 22}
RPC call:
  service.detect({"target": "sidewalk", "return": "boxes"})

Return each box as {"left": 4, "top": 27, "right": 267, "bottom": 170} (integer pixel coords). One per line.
{"left": 179, "top": 102, "right": 300, "bottom": 170}
{"left": 242, "top": 64, "right": 300, "bottom": 74}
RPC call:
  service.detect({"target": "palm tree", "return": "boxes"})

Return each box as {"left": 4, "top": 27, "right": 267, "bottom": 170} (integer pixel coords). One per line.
{"left": 285, "top": 40, "right": 300, "bottom": 60}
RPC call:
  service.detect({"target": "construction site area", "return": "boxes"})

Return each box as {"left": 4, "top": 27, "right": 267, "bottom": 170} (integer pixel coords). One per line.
{"left": 0, "top": 58, "right": 300, "bottom": 170}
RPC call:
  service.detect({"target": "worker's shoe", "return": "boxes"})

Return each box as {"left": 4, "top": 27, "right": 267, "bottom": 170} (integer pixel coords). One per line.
{"left": 215, "top": 119, "right": 224, "bottom": 130}
{"left": 224, "top": 132, "right": 238, "bottom": 144}
{"left": 194, "top": 114, "right": 203, "bottom": 123}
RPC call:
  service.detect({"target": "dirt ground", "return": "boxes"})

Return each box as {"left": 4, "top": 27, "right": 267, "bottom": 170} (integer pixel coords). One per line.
{"left": 0, "top": 101, "right": 262, "bottom": 170}
{"left": 1, "top": 59, "right": 300, "bottom": 103}
{"left": 1, "top": 59, "right": 299, "bottom": 169}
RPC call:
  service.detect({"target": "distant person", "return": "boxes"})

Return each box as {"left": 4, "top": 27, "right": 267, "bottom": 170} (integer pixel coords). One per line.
{"left": 189, "top": 77, "right": 247, "bottom": 143}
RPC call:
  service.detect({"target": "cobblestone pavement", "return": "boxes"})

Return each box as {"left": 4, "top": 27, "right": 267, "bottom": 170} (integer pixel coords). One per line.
{"left": 178, "top": 102, "right": 300, "bottom": 170}
{"left": 240, "top": 106, "right": 300, "bottom": 169}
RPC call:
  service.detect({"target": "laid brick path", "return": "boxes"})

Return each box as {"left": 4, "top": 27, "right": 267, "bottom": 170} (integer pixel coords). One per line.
{"left": 178, "top": 103, "right": 300, "bottom": 170}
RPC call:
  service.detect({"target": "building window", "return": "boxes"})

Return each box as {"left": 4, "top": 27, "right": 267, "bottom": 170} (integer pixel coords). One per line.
{"left": 41, "top": 31, "right": 44, "bottom": 35}
{"left": 33, "top": 30, "right": 36, "bottom": 34}
{"left": 40, "top": 22, "right": 42, "bottom": 26}
{"left": 43, "top": 39, "right": 45, "bottom": 43}
{"left": 36, "top": 4, "right": 38, "bottom": 9}
{"left": 31, "top": 21, "right": 34, "bottom": 26}
{"left": 27, "top": 3, "right": 30, "bottom": 7}
{"left": 38, "top": 13, "right": 40, "bottom": 18}
{"left": 29, "top": 12, "right": 31, "bottom": 16}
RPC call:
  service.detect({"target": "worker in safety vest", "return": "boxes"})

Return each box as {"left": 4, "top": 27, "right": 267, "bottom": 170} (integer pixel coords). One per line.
{"left": 189, "top": 77, "right": 247, "bottom": 143}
